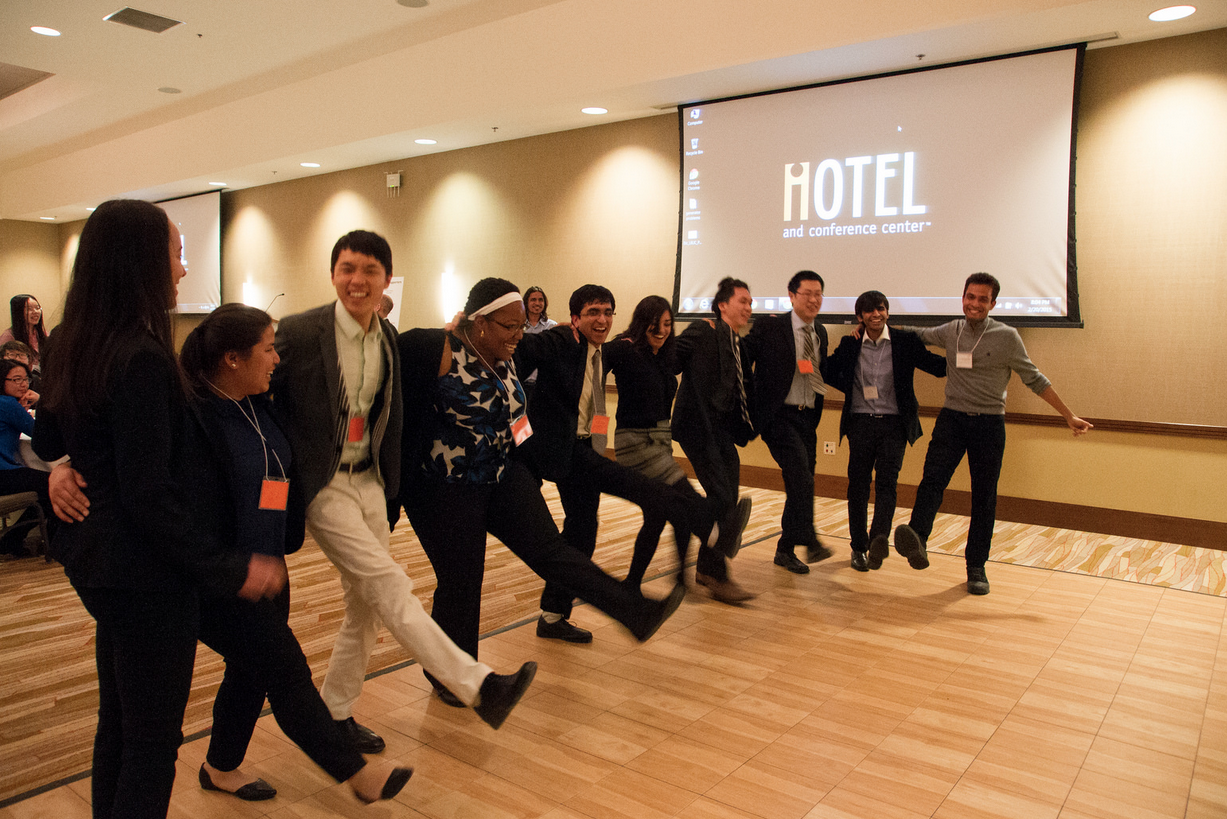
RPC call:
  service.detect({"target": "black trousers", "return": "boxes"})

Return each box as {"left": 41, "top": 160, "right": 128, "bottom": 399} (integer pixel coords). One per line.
{"left": 406, "top": 459, "right": 655, "bottom": 658}
{"left": 624, "top": 478, "right": 704, "bottom": 587}
{"left": 761, "top": 404, "right": 822, "bottom": 550}
{"left": 0, "top": 465, "right": 55, "bottom": 550}
{"left": 544, "top": 446, "right": 702, "bottom": 617}
{"left": 198, "top": 585, "right": 364, "bottom": 783}
{"left": 75, "top": 583, "right": 199, "bottom": 819}
{"left": 845, "top": 414, "right": 908, "bottom": 551}
{"left": 677, "top": 424, "right": 743, "bottom": 583}
{"left": 908, "top": 409, "right": 1006, "bottom": 568}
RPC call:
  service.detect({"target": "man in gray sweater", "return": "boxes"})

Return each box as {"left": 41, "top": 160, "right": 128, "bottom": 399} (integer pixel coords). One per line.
{"left": 893, "top": 272, "right": 1092, "bottom": 595}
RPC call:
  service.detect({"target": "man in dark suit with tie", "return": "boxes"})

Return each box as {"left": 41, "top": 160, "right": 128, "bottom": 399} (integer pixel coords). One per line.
{"left": 672, "top": 277, "right": 756, "bottom": 603}
{"left": 515, "top": 284, "right": 697, "bottom": 643}
{"left": 824, "top": 290, "right": 947, "bottom": 572}
{"left": 272, "top": 231, "right": 534, "bottom": 749}
{"left": 744, "top": 270, "right": 831, "bottom": 574}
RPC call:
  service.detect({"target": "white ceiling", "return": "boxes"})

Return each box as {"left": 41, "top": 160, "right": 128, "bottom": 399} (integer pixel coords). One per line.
{"left": 1, "top": 0, "right": 1223, "bottom": 222}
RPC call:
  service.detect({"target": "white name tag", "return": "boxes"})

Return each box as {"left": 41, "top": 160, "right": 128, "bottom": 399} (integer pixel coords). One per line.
{"left": 863, "top": 385, "right": 879, "bottom": 401}
{"left": 956, "top": 351, "right": 974, "bottom": 369}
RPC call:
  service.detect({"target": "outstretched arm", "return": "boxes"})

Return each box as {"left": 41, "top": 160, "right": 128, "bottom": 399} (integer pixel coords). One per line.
{"left": 1039, "top": 386, "right": 1092, "bottom": 436}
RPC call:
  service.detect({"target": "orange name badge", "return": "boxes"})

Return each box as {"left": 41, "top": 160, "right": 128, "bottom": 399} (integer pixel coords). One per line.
{"left": 259, "top": 478, "right": 290, "bottom": 511}
{"left": 511, "top": 414, "right": 533, "bottom": 446}
{"left": 797, "top": 359, "right": 814, "bottom": 374}
{"left": 590, "top": 414, "right": 610, "bottom": 436}
{"left": 347, "top": 416, "right": 366, "bottom": 442}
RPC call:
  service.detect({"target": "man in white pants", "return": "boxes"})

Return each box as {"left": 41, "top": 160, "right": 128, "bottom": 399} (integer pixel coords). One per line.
{"left": 272, "top": 230, "right": 534, "bottom": 751}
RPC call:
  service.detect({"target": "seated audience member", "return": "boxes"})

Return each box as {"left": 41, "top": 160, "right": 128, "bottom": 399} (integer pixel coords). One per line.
{"left": 0, "top": 295, "right": 47, "bottom": 375}
{"left": 0, "top": 359, "right": 52, "bottom": 554}
{"left": 1, "top": 341, "right": 40, "bottom": 398}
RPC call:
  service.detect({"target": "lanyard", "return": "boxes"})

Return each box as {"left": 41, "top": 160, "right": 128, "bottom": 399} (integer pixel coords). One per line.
{"left": 204, "top": 379, "right": 286, "bottom": 480}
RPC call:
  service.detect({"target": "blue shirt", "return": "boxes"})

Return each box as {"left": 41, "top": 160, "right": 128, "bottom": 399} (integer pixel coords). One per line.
{"left": 0, "top": 395, "right": 34, "bottom": 470}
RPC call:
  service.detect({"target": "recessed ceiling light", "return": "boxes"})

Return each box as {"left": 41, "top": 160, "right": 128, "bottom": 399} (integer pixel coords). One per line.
{"left": 1149, "top": 5, "right": 1196, "bottom": 21}
{"left": 208, "top": 182, "right": 227, "bottom": 186}
{"left": 397, "top": 0, "right": 429, "bottom": 6}
{"left": 581, "top": 107, "right": 608, "bottom": 115}
{"left": 86, "top": 207, "right": 96, "bottom": 212}
{"left": 40, "top": 216, "right": 56, "bottom": 220}
{"left": 158, "top": 87, "right": 182, "bottom": 94}
{"left": 31, "top": 26, "right": 61, "bottom": 36}
{"left": 300, "top": 162, "right": 321, "bottom": 168}
{"left": 415, "top": 138, "right": 437, "bottom": 145}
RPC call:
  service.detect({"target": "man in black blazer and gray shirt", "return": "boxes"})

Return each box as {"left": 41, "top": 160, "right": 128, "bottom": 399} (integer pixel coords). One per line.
{"left": 825, "top": 290, "right": 946, "bottom": 572}
{"left": 745, "top": 270, "right": 831, "bottom": 574}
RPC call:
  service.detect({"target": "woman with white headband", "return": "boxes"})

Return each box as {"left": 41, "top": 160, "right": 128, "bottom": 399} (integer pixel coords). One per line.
{"left": 394, "top": 277, "right": 685, "bottom": 706}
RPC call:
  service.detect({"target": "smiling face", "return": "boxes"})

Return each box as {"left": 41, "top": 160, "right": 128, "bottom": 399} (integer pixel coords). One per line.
{"left": 858, "top": 302, "right": 889, "bottom": 338}
{"left": 962, "top": 283, "right": 996, "bottom": 323}
{"left": 647, "top": 309, "right": 673, "bottom": 353}
{"left": 3, "top": 364, "right": 29, "bottom": 400}
{"left": 23, "top": 298, "right": 41, "bottom": 328}
{"left": 228, "top": 324, "right": 279, "bottom": 397}
{"left": 472, "top": 301, "right": 526, "bottom": 362}
{"left": 574, "top": 300, "right": 614, "bottom": 347}
{"left": 718, "top": 286, "right": 753, "bottom": 332}
{"left": 526, "top": 291, "right": 545, "bottom": 321}
{"left": 789, "top": 280, "right": 824, "bottom": 324}
{"left": 332, "top": 249, "right": 392, "bottom": 330}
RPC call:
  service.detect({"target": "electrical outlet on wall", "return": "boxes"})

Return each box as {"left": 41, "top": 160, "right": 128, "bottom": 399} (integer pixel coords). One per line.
{"left": 823, "top": 441, "right": 836, "bottom": 455}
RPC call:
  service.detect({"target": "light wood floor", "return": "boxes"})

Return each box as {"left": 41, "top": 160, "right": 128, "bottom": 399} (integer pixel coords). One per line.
{"left": 1, "top": 485, "right": 1224, "bottom": 818}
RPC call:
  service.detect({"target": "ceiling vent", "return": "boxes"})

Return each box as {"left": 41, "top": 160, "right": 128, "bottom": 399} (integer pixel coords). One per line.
{"left": 0, "top": 62, "right": 54, "bottom": 103}
{"left": 103, "top": 7, "right": 183, "bottom": 34}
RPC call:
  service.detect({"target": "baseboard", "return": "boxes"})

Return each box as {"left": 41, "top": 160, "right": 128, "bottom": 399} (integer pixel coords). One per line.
{"left": 671, "top": 459, "right": 1227, "bottom": 551}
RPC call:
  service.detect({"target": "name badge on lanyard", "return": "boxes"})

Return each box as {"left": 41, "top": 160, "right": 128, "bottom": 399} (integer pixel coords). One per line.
{"left": 590, "top": 414, "right": 610, "bottom": 436}
{"left": 348, "top": 416, "right": 366, "bottom": 442}
{"left": 511, "top": 414, "right": 533, "bottom": 446}
{"left": 259, "top": 477, "right": 290, "bottom": 511}
{"left": 863, "top": 385, "right": 879, "bottom": 401}
{"left": 956, "top": 351, "right": 974, "bottom": 369}
{"left": 797, "top": 359, "right": 814, "bottom": 374}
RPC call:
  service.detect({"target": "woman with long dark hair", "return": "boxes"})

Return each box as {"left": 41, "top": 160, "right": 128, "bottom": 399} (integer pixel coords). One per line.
{"left": 397, "top": 278, "right": 684, "bottom": 704}
{"left": 34, "top": 199, "right": 271, "bottom": 819}
{"left": 180, "top": 304, "right": 410, "bottom": 805}
{"left": 0, "top": 294, "right": 48, "bottom": 373}
{"left": 605, "top": 296, "right": 754, "bottom": 603}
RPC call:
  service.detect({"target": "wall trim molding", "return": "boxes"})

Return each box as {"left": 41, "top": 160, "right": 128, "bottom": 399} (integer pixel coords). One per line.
{"left": 669, "top": 459, "right": 1226, "bottom": 552}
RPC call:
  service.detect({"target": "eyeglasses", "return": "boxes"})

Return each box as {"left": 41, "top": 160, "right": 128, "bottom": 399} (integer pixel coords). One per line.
{"left": 581, "top": 308, "right": 615, "bottom": 319}
{"left": 792, "top": 289, "right": 824, "bottom": 300}
{"left": 5, "top": 376, "right": 29, "bottom": 386}
{"left": 487, "top": 318, "right": 522, "bottom": 332}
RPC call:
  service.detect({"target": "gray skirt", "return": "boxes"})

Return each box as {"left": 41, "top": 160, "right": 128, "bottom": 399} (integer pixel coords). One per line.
{"left": 614, "top": 421, "right": 686, "bottom": 486}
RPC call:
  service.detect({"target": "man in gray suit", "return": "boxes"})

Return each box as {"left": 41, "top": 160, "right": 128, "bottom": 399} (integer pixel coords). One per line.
{"left": 272, "top": 231, "right": 534, "bottom": 750}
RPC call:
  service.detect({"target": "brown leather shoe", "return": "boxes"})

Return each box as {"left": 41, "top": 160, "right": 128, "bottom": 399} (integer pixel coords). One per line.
{"left": 695, "top": 573, "right": 756, "bottom": 604}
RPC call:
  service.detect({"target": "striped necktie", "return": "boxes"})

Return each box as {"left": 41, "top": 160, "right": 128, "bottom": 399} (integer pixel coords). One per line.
{"left": 730, "top": 326, "right": 751, "bottom": 425}
{"left": 802, "top": 325, "right": 827, "bottom": 396}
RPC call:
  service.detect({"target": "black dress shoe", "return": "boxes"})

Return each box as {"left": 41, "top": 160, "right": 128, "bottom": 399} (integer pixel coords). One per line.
{"left": 432, "top": 686, "right": 465, "bottom": 707}
{"left": 630, "top": 582, "right": 686, "bottom": 641}
{"left": 536, "top": 616, "right": 593, "bottom": 643}
{"left": 199, "top": 765, "right": 277, "bottom": 801}
{"left": 867, "top": 534, "right": 890, "bottom": 570}
{"left": 893, "top": 524, "right": 930, "bottom": 570}
{"left": 774, "top": 550, "right": 810, "bottom": 574}
{"left": 967, "top": 565, "right": 991, "bottom": 595}
{"left": 474, "top": 661, "right": 537, "bottom": 729}
{"left": 356, "top": 766, "right": 414, "bottom": 804}
{"left": 805, "top": 540, "right": 833, "bottom": 563}
{"left": 335, "top": 717, "right": 385, "bottom": 754}
{"left": 850, "top": 551, "right": 869, "bottom": 572}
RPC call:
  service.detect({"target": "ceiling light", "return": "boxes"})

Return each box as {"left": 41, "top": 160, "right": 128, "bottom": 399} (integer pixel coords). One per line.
{"left": 40, "top": 216, "right": 55, "bottom": 220}
{"left": 581, "top": 107, "right": 608, "bottom": 115}
{"left": 300, "top": 162, "right": 321, "bottom": 168}
{"left": 158, "top": 87, "right": 181, "bottom": 94}
{"left": 415, "top": 138, "right": 437, "bottom": 145}
{"left": 1149, "top": 5, "right": 1196, "bottom": 21}
{"left": 31, "top": 26, "right": 61, "bottom": 36}
{"left": 397, "top": 0, "right": 429, "bottom": 6}
{"left": 86, "top": 207, "right": 96, "bottom": 212}
{"left": 208, "top": 181, "right": 226, "bottom": 186}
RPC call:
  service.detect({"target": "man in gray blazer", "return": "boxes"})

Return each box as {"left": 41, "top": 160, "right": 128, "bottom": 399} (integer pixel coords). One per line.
{"left": 272, "top": 231, "right": 534, "bottom": 750}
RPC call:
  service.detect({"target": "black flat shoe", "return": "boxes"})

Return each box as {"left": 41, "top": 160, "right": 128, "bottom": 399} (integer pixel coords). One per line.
{"left": 474, "top": 662, "right": 537, "bottom": 729}
{"left": 335, "top": 716, "right": 386, "bottom": 754}
{"left": 199, "top": 764, "right": 276, "bottom": 801}
{"left": 357, "top": 766, "right": 414, "bottom": 804}
{"left": 774, "top": 550, "right": 810, "bottom": 574}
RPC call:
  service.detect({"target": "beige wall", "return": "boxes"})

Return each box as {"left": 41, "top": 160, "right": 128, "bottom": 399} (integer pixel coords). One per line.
{"left": 3, "top": 29, "right": 1224, "bottom": 528}
{"left": 0, "top": 220, "right": 68, "bottom": 328}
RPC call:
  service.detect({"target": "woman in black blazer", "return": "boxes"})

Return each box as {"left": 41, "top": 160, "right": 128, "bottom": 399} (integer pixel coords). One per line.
{"left": 36, "top": 200, "right": 255, "bottom": 819}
